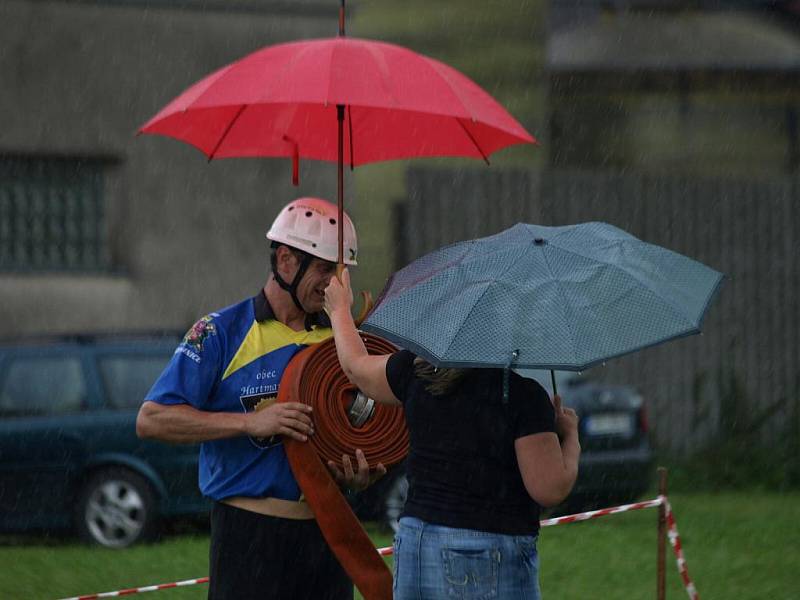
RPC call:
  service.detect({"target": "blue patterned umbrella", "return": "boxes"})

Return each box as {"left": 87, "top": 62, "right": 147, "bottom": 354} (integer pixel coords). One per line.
{"left": 362, "top": 222, "right": 723, "bottom": 373}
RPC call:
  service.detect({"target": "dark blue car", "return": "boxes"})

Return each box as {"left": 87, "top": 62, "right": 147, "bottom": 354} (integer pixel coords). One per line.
{"left": 0, "top": 335, "right": 208, "bottom": 548}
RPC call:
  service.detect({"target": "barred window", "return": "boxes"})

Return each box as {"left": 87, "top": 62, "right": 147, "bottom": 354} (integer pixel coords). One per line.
{"left": 0, "top": 156, "right": 110, "bottom": 272}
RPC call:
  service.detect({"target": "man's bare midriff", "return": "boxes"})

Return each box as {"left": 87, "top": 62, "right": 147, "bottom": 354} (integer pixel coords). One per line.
{"left": 222, "top": 496, "right": 315, "bottom": 520}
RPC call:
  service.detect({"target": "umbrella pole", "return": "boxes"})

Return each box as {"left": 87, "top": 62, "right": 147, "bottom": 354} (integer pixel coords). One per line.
{"left": 336, "top": 102, "right": 373, "bottom": 324}
{"left": 334, "top": 0, "right": 373, "bottom": 324}
{"left": 336, "top": 0, "right": 346, "bottom": 275}
{"left": 337, "top": 104, "right": 345, "bottom": 276}
{"left": 550, "top": 369, "right": 558, "bottom": 397}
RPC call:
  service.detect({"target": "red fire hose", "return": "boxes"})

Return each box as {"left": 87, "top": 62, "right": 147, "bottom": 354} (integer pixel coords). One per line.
{"left": 278, "top": 334, "right": 408, "bottom": 600}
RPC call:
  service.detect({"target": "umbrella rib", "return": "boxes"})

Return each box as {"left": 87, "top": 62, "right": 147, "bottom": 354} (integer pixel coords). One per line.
{"left": 188, "top": 43, "right": 310, "bottom": 110}
{"left": 208, "top": 104, "right": 247, "bottom": 160}
{"left": 348, "top": 105, "right": 355, "bottom": 168}
{"left": 439, "top": 279, "right": 493, "bottom": 365}
{"left": 280, "top": 103, "right": 305, "bottom": 151}
{"left": 326, "top": 41, "right": 354, "bottom": 168}
{"left": 394, "top": 244, "right": 472, "bottom": 292}
{"left": 544, "top": 235, "right": 714, "bottom": 327}
{"left": 424, "top": 58, "right": 479, "bottom": 120}
{"left": 553, "top": 323, "right": 713, "bottom": 373}
{"left": 439, "top": 242, "right": 533, "bottom": 365}
{"left": 423, "top": 56, "right": 534, "bottom": 146}
{"left": 139, "top": 62, "right": 236, "bottom": 132}
{"left": 524, "top": 242, "right": 585, "bottom": 369}
{"left": 423, "top": 57, "right": 495, "bottom": 161}
{"left": 457, "top": 119, "right": 490, "bottom": 165}
{"left": 261, "top": 42, "right": 319, "bottom": 103}
{"left": 362, "top": 41, "right": 403, "bottom": 108}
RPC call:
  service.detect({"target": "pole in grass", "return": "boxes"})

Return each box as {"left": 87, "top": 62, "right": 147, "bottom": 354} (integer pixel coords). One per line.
{"left": 657, "top": 467, "right": 668, "bottom": 600}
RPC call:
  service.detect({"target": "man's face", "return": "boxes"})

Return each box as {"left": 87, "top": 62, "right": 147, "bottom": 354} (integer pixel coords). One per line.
{"left": 293, "top": 256, "right": 337, "bottom": 313}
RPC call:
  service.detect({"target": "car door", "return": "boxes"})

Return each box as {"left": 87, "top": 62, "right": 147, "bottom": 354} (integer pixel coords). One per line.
{"left": 91, "top": 342, "right": 207, "bottom": 515}
{"left": 0, "top": 344, "right": 93, "bottom": 530}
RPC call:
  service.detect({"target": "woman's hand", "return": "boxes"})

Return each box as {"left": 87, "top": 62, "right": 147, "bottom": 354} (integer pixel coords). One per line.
{"left": 324, "top": 267, "right": 354, "bottom": 317}
{"left": 553, "top": 395, "right": 579, "bottom": 441}
{"left": 515, "top": 396, "right": 581, "bottom": 507}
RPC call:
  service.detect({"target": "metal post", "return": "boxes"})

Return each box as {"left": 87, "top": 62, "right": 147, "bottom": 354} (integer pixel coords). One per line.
{"left": 657, "top": 467, "right": 667, "bottom": 600}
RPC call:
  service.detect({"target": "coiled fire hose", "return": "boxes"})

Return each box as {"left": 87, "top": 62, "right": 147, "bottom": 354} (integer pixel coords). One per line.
{"left": 277, "top": 334, "right": 409, "bottom": 600}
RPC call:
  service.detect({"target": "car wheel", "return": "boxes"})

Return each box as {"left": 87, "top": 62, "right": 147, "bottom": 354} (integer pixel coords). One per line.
{"left": 75, "top": 468, "right": 158, "bottom": 548}
{"left": 383, "top": 474, "right": 408, "bottom": 533}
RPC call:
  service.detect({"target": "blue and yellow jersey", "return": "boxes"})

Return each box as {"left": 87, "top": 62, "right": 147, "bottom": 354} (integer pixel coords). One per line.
{"left": 145, "top": 291, "right": 331, "bottom": 501}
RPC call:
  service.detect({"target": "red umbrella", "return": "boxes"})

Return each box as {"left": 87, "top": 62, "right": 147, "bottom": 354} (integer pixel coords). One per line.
{"left": 140, "top": 38, "right": 534, "bottom": 164}
{"left": 139, "top": 3, "right": 536, "bottom": 266}
{"left": 139, "top": 8, "right": 535, "bottom": 599}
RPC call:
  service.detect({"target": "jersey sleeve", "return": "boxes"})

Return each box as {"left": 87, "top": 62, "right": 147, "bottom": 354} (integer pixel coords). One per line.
{"left": 511, "top": 374, "right": 557, "bottom": 439}
{"left": 385, "top": 349, "right": 416, "bottom": 404}
{"left": 144, "top": 315, "right": 223, "bottom": 410}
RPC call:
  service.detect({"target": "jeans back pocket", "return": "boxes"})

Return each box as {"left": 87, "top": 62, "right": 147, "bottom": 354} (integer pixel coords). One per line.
{"left": 441, "top": 546, "right": 499, "bottom": 600}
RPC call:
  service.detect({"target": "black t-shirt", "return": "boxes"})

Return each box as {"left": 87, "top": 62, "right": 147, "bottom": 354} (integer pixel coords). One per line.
{"left": 386, "top": 350, "right": 556, "bottom": 535}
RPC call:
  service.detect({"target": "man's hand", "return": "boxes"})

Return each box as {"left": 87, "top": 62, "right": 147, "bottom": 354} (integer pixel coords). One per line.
{"left": 327, "top": 448, "right": 387, "bottom": 493}
{"left": 245, "top": 402, "right": 314, "bottom": 442}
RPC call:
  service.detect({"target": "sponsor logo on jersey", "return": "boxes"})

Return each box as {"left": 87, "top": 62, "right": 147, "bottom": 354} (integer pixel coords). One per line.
{"left": 183, "top": 315, "right": 217, "bottom": 353}
{"left": 240, "top": 392, "right": 280, "bottom": 449}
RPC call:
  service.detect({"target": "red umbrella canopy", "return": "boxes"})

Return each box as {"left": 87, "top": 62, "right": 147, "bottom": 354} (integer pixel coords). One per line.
{"left": 139, "top": 37, "right": 536, "bottom": 164}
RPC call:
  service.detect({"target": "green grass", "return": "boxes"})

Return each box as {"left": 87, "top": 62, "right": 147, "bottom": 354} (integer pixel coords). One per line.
{"left": 539, "top": 492, "right": 800, "bottom": 600}
{"left": 2, "top": 493, "right": 797, "bottom": 599}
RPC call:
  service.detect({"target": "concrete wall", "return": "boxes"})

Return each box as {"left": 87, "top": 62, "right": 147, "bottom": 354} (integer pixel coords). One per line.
{"left": 0, "top": 0, "right": 340, "bottom": 336}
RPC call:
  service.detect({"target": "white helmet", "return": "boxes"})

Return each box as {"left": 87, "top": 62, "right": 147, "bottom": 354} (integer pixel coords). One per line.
{"left": 266, "top": 197, "right": 358, "bottom": 265}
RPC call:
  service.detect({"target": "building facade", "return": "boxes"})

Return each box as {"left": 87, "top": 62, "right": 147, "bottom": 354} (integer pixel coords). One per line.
{"left": 1, "top": 0, "right": 339, "bottom": 336}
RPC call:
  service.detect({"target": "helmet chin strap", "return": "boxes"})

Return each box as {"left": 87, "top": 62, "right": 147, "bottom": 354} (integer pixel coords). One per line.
{"left": 271, "top": 246, "right": 315, "bottom": 313}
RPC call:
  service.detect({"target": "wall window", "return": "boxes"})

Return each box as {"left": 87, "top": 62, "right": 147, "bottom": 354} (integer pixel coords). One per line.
{"left": 0, "top": 156, "right": 110, "bottom": 272}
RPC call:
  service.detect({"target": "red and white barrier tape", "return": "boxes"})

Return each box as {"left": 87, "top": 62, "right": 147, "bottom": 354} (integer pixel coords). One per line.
{"left": 61, "top": 577, "right": 209, "bottom": 599}
{"left": 663, "top": 496, "right": 700, "bottom": 600}
{"left": 539, "top": 497, "right": 664, "bottom": 527}
{"left": 60, "top": 496, "right": 699, "bottom": 600}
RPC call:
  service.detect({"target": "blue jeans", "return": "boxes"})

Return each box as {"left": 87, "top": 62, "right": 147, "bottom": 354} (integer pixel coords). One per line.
{"left": 393, "top": 516, "right": 541, "bottom": 600}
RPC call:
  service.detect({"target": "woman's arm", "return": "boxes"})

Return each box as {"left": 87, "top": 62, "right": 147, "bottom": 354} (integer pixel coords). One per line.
{"left": 324, "top": 269, "right": 401, "bottom": 406}
{"left": 514, "top": 395, "right": 581, "bottom": 507}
